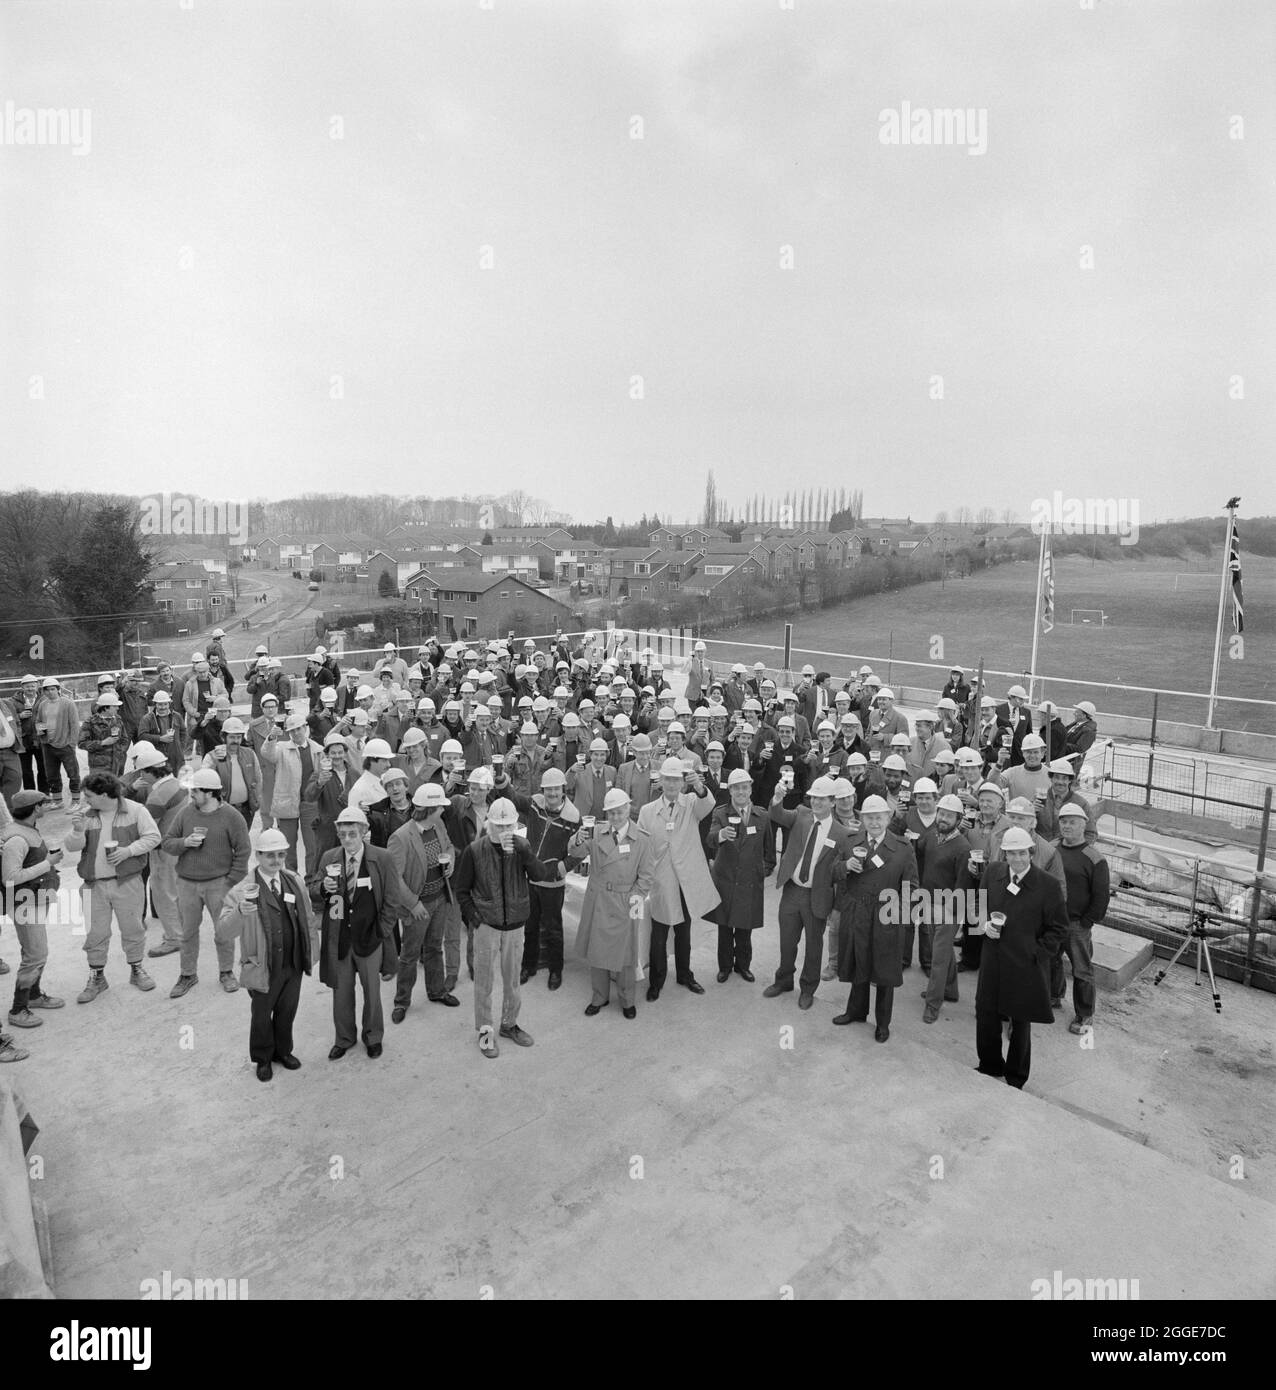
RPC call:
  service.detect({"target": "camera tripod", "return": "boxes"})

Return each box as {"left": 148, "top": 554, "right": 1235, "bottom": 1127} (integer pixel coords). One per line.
{"left": 1152, "top": 907, "right": 1223, "bottom": 1014}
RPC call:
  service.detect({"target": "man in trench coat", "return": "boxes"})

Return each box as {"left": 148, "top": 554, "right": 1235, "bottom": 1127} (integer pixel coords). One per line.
{"left": 833, "top": 794, "right": 919, "bottom": 1043}
{"left": 706, "top": 768, "right": 776, "bottom": 983}
{"left": 636, "top": 757, "right": 719, "bottom": 1000}
{"left": 567, "top": 787, "right": 653, "bottom": 1017}
{"left": 975, "top": 827, "right": 1070, "bottom": 1089}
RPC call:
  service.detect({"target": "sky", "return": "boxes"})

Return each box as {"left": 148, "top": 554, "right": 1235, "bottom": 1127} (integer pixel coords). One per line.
{"left": 2, "top": 0, "right": 1274, "bottom": 526}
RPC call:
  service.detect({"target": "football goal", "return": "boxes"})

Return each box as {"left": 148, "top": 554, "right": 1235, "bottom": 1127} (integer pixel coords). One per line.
{"left": 1069, "top": 609, "right": 1109, "bottom": 626}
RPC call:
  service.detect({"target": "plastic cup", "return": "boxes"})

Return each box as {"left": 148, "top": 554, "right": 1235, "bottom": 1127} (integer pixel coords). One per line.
{"left": 869, "top": 749, "right": 880, "bottom": 763}
{"left": 582, "top": 815, "right": 596, "bottom": 836}
{"left": 492, "top": 755, "right": 503, "bottom": 767}
{"left": 728, "top": 815, "right": 740, "bottom": 825}
{"left": 104, "top": 840, "right": 118, "bottom": 853}
{"left": 853, "top": 846, "right": 868, "bottom": 861}
{"left": 987, "top": 910, "right": 1006, "bottom": 939}
{"left": 190, "top": 829, "right": 206, "bottom": 847}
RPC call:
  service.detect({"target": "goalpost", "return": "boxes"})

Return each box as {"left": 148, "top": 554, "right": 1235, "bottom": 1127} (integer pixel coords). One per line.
{"left": 1069, "top": 608, "right": 1109, "bottom": 626}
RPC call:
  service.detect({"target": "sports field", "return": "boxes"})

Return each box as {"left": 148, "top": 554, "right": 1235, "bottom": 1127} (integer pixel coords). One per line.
{"left": 701, "top": 555, "right": 1276, "bottom": 733}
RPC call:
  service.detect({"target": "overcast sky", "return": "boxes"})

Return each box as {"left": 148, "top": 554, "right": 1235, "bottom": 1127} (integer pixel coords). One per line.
{"left": 2, "top": 0, "right": 1273, "bottom": 525}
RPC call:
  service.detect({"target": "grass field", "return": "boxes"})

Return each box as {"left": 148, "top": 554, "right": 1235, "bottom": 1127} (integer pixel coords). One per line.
{"left": 699, "top": 554, "right": 1276, "bottom": 733}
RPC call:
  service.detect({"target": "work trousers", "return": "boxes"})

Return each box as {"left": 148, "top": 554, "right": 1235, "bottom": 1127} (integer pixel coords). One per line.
{"left": 148, "top": 850, "right": 183, "bottom": 947}
{"left": 84, "top": 877, "right": 146, "bottom": 968}
{"left": 42, "top": 742, "right": 81, "bottom": 796}
{"left": 590, "top": 965, "right": 634, "bottom": 1009}
{"left": 19, "top": 746, "right": 49, "bottom": 793}
{"left": 1050, "top": 920, "right": 1096, "bottom": 1021}
{"left": 394, "top": 895, "right": 453, "bottom": 1006}
{"left": 521, "top": 884, "right": 565, "bottom": 974}
{"left": 921, "top": 919, "right": 961, "bottom": 1009}
{"left": 473, "top": 922, "right": 523, "bottom": 1032}
{"left": 177, "top": 876, "right": 235, "bottom": 977}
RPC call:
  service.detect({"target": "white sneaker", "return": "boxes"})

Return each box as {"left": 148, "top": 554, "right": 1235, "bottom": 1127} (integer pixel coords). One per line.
{"left": 477, "top": 1025, "right": 499, "bottom": 1059}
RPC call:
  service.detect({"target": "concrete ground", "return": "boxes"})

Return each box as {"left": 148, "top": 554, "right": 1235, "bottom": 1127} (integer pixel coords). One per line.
{"left": 9, "top": 850, "right": 1275, "bottom": 1301}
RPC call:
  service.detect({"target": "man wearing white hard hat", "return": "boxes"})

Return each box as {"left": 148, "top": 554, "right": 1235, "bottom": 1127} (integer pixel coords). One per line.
{"left": 1054, "top": 806, "right": 1111, "bottom": 1033}
{"left": 313, "top": 805, "right": 412, "bottom": 1060}
{"left": 865, "top": 687, "right": 909, "bottom": 756}
{"left": 1038, "top": 757, "right": 1098, "bottom": 845}
{"left": 997, "top": 732, "right": 1050, "bottom": 804}
{"left": 994, "top": 685, "right": 1032, "bottom": 767}
{"left": 636, "top": 757, "right": 718, "bottom": 1000}
{"left": 345, "top": 738, "right": 396, "bottom": 819}
{"left": 216, "top": 828, "right": 315, "bottom": 1081}
{"left": 992, "top": 798, "right": 1066, "bottom": 894}
{"left": 182, "top": 654, "right": 228, "bottom": 754}
{"left": 974, "top": 826, "right": 1069, "bottom": 1088}
{"left": 706, "top": 769, "right": 776, "bottom": 984}
{"left": 906, "top": 711, "right": 951, "bottom": 786}
{"left": 124, "top": 744, "right": 188, "bottom": 961}
{"left": 1064, "top": 700, "right": 1098, "bottom": 767}
{"left": 79, "top": 689, "right": 129, "bottom": 777}
{"left": 6, "top": 674, "right": 47, "bottom": 799}
{"left": 137, "top": 688, "right": 184, "bottom": 777}
{"left": 832, "top": 792, "right": 918, "bottom": 1042}
{"left": 387, "top": 784, "right": 461, "bottom": 1019}
{"left": 32, "top": 677, "right": 81, "bottom": 808}
{"left": 685, "top": 640, "right": 712, "bottom": 707}
{"left": 916, "top": 794, "right": 974, "bottom": 1024}
{"left": 161, "top": 766, "right": 253, "bottom": 998}
{"left": 566, "top": 737, "right": 617, "bottom": 822}
{"left": 765, "top": 774, "right": 854, "bottom": 1009}
{"left": 258, "top": 711, "right": 324, "bottom": 874}
{"left": 566, "top": 787, "right": 652, "bottom": 1018}
{"left": 452, "top": 797, "right": 565, "bottom": 1058}
{"left": 201, "top": 717, "right": 262, "bottom": 826}
{"left": 495, "top": 765, "right": 580, "bottom": 991}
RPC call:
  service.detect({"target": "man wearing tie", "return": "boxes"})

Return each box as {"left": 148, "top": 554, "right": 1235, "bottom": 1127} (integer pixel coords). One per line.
{"left": 312, "top": 805, "right": 411, "bottom": 1061}
{"left": 833, "top": 794, "right": 919, "bottom": 1043}
{"left": 764, "top": 775, "right": 854, "bottom": 1009}
{"left": 707, "top": 769, "right": 776, "bottom": 983}
{"left": 216, "top": 828, "right": 315, "bottom": 1082}
{"left": 566, "top": 738, "right": 617, "bottom": 821}
{"left": 636, "top": 757, "right": 719, "bottom": 1000}
{"left": 975, "top": 826, "right": 1070, "bottom": 1088}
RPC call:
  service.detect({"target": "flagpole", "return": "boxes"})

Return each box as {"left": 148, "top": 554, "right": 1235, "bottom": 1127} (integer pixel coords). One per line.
{"left": 1206, "top": 501, "right": 1237, "bottom": 731}
{"left": 1028, "top": 523, "right": 1047, "bottom": 713}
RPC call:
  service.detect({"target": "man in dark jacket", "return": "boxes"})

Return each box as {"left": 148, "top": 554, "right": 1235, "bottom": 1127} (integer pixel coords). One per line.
{"left": 387, "top": 784, "right": 460, "bottom": 1020}
{"left": 916, "top": 794, "right": 974, "bottom": 1023}
{"left": 311, "top": 805, "right": 413, "bottom": 1060}
{"left": 451, "top": 797, "right": 563, "bottom": 1059}
{"left": 707, "top": 769, "right": 776, "bottom": 983}
{"left": 974, "top": 827, "right": 1069, "bottom": 1089}
{"left": 495, "top": 766, "right": 580, "bottom": 990}
{"left": 1054, "top": 805, "right": 1110, "bottom": 1034}
{"left": 832, "top": 794, "right": 919, "bottom": 1043}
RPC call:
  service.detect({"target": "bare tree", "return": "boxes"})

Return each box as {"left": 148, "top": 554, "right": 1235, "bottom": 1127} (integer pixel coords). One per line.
{"left": 1000, "top": 507, "right": 1017, "bottom": 525}
{"left": 934, "top": 510, "right": 949, "bottom": 524}
{"left": 703, "top": 469, "right": 718, "bottom": 528}
{"left": 975, "top": 506, "right": 997, "bottom": 526}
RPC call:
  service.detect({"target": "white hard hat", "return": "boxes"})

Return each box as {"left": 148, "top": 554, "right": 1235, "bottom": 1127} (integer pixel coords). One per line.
{"left": 1021, "top": 733, "right": 1045, "bottom": 750}
{"left": 846, "top": 752, "right": 867, "bottom": 768}
{"left": 727, "top": 768, "right": 753, "bottom": 787}
{"left": 659, "top": 757, "right": 685, "bottom": 777}
{"left": 320, "top": 687, "right": 337, "bottom": 703}
{"left": 977, "top": 781, "right": 1007, "bottom": 800}
{"left": 440, "top": 738, "right": 464, "bottom": 757}
{"left": 192, "top": 768, "right": 223, "bottom": 790}
{"left": 832, "top": 778, "right": 855, "bottom": 799}
{"left": 384, "top": 642, "right": 396, "bottom": 652}
{"left": 860, "top": 795, "right": 889, "bottom": 814}
{"left": 131, "top": 744, "right": 167, "bottom": 770}
{"left": 211, "top": 628, "right": 226, "bottom": 638}
{"left": 933, "top": 748, "right": 956, "bottom": 764}
{"left": 96, "top": 690, "right": 122, "bottom": 706}
{"left": 1074, "top": 700, "right": 1097, "bottom": 719}
{"left": 221, "top": 717, "right": 246, "bottom": 735}
{"left": 362, "top": 738, "right": 394, "bottom": 759}
{"left": 937, "top": 794, "right": 965, "bottom": 814}
{"left": 380, "top": 766, "right": 409, "bottom": 786}
{"left": 487, "top": 797, "right": 518, "bottom": 825}
{"left": 336, "top": 806, "right": 369, "bottom": 826}
{"left": 915, "top": 710, "right": 938, "bottom": 724}
{"left": 152, "top": 690, "right": 172, "bottom": 704}
{"left": 1057, "top": 802, "right": 1088, "bottom": 819}
{"left": 882, "top": 754, "right": 907, "bottom": 771}
{"left": 913, "top": 777, "right": 938, "bottom": 794}
{"left": 876, "top": 687, "right": 895, "bottom": 702}
{"left": 809, "top": 775, "right": 838, "bottom": 798}
{"left": 256, "top": 828, "right": 289, "bottom": 853}
{"left": 1007, "top": 685, "right": 1028, "bottom": 699}
{"left": 956, "top": 746, "right": 981, "bottom": 764}
{"left": 589, "top": 737, "right": 609, "bottom": 752}
{"left": 602, "top": 787, "right": 631, "bottom": 812}
{"left": 323, "top": 730, "right": 348, "bottom": 748}
{"left": 284, "top": 711, "right": 308, "bottom": 731}
{"left": 1000, "top": 827, "right": 1034, "bottom": 851}
{"left": 540, "top": 767, "right": 567, "bottom": 788}
{"left": 1006, "top": 797, "right": 1036, "bottom": 816}
{"left": 1048, "top": 757, "right": 1076, "bottom": 776}
{"left": 732, "top": 662, "right": 747, "bottom": 674}
{"left": 694, "top": 640, "right": 706, "bottom": 652}
{"left": 776, "top": 715, "right": 796, "bottom": 729}
{"left": 816, "top": 720, "right": 836, "bottom": 733}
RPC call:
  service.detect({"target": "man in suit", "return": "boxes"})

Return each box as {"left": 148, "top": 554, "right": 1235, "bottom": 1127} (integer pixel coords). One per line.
{"left": 995, "top": 685, "right": 1032, "bottom": 767}
{"left": 636, "top": 757, "right": 719, "bottom": 999}
{"left": 707, "top": 769, "right": 776, "bottom": 983}
{"left": 566, "top": 738, "right": 617, "bottom": 821}
{"left": 616, "top": 733, "right": 662, "bottom": 820}
{"left": 566, "top": 787, "right": 654, "bottom": 1019}
{"left": 916, "top": 794, "right": 973, "bottom": 1024}
{"left": 832, "top": 794, "right": 919, "bottom": 1042}
{"left": 764, "top": 775, "right": 854, "bottom": 1009}
{"left": 387, "top": 783, "right": 460, "bottom": 1020}
{"left": 216, "top": 828, "right": 314, "bottom": 1082}
{"left": 974, "top": 826, "right": 1069, "bottom": 1089}
{"left": 311, "top": 805, "right": 413, "bottom": 1061}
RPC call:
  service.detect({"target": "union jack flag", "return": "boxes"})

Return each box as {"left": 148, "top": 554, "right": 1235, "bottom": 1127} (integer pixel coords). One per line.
{"left": 1229, "top": 518, "right": 1244, "bottom": 633}
{"left": 1040, "top": 534, "right": 1054, "bottom": 634}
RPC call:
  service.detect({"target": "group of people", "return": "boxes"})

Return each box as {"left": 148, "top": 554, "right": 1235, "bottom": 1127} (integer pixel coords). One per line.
{"left": 0, "top": 632, "right": 1109, "bottom": 1089}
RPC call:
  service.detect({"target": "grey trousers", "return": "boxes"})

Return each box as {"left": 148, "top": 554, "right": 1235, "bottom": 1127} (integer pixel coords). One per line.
{"left": 332, "top": 948, "right": 384, "bottom": 1048}
{"left": 473, "top": 923, "right": 522, "bottom": 1032}
{"left": 590, "top": 965, "right": 634, "bottom": 1009}
{"left": 922, "top": 919, "right": 961, "bottom": 1009}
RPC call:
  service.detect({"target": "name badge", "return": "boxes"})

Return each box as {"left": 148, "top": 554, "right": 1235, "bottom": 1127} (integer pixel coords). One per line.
{"left": 1007, "top": 882, "right": 1020, "bottom": 896}
{"left": 870, "top": 854, "right": 885, "bottom": 869}
{"left": 618, "top": 844, "right": 631, "bottom": 855}
{"left": 357, "top": 876, "right": 372, "bottom": 889}
{"left": 666, "top": 821, "right": 676, "bottom": 832}
{"left": 283, "top": 892, "right": 296, "bottom": 904}
{"left": 746, "top": 825, "right": 757, "bottom": 835}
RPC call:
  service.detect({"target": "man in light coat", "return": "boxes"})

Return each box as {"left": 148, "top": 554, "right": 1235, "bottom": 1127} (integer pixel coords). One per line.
{"left": 567, "top": 787, "right": 653, "bottom": 1018}
{"left": 258, "top": 711, "right": 323, "bottom": 874}
{"left": 635, "top": 756, "right": 718, "bottom": 1000}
